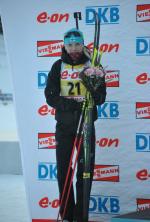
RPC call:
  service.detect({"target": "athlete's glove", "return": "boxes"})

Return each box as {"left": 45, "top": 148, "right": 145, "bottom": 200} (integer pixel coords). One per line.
{"left": 79, "top": 66, "right": 106, "bottom": 92}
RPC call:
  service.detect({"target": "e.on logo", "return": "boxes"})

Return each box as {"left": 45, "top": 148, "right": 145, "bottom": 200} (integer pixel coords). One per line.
{"left": 96, "top": 137, "right": 119, "bottom": 148}
{"left": 136, "top": 169, "right": 150, "bottom": 181}
{"left": 136, "top": 72, "right": 150, "bottom": 85}
{"left": 39, "top": 197, "right": 59, "bottom": 208}
{"left": 87, "top": 42, "right": 119, "bottom": 53}
{"left": 38, "top": 104, "right": 55, "bottom": 116}
{"left": 37, "top": 12, "right": 69, "bottom": 23}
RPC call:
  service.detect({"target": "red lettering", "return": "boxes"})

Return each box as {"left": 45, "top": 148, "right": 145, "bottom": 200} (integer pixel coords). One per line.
{"left": 108, "top": 44, "right": 119, "bottom": 52}
{"left": 37, "top": 12, "right": 69, "bottom": 23}
{"left": 50, "top": 14, "right": 59, "bottom": 22}
{"left": 100, "top": 44, "right": 108, "bottom": 52}
{"left": 61, "top": 70, "right": 68, "bottom": 79}
{"left": 87, "top": 42, "right": 94, "bottom": 51}
{"left": 39, "top": 197, "right": 49, "bottom": 208}
{"left": 38, "top": 105, "right": 49, "bottom": 116}
{"left": 71, "top": 72, "right": 79, "bottom": 79}
{"left": 108, "top": 138, "right": 119, "bottom": 147}
{"left": 138, "top": 10, "right": 150, "bottom": 18}
{"left": 106, "top": 74, "right": 119, "bottom": 79}
{"left": 99, "top": 138, "right": 108, "bottom": 147}
{"left": 51, "top": 199, "right": 59, "bottom": 208}
{"left": 87, "top": 43, "right": 119, "bottom": 53}
{"left": 39, "top": 140, "right": 49, "bottom": 145}
{"left": 98, "top": 138, "right": 119, "bottom": 147}
{"left": 50, "top": 108, "right": 56, "bottom": 115}
{"left": 48, "top": 137, "right": 54, "bottom": 145}
{"left": 59, "top": 13, "right": 69, "bottom": 22}
{"left": 37, "top": 12, "right": 48, "bottom": 23}
{"left": 136, "top": 73, "right": 148, "bottom": 84}
{"left": 136, "top": 169, "right": 149, "bottom": 180}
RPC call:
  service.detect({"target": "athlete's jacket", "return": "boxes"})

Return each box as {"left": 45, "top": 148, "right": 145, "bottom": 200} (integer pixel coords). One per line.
{"left": 45, "top": 47, "right": 106, "bottom": 128}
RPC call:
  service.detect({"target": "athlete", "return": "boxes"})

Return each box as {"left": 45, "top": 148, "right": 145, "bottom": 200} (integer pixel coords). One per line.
{"left": 45, "top": 28, "right": 106, "bottom": 222}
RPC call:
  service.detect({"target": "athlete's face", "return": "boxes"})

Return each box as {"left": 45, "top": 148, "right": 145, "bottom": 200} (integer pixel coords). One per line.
{"left": 65, "top": 43, "right": 83, "bottom": 61}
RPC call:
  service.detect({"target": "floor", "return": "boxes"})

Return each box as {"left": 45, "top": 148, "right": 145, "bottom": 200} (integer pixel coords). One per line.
{"left": 0, "top": 174, "right": 30, "bottom": 222}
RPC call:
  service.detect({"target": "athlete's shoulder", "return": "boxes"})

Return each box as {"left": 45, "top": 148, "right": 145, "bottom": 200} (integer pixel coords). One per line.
{"left": 52, "top": 59, "right": 62, "bottom": 68}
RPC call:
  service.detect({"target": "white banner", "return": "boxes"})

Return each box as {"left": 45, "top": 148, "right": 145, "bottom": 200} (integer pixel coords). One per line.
{"left": 0, "top": 0, "right": 150, "bottom": 221}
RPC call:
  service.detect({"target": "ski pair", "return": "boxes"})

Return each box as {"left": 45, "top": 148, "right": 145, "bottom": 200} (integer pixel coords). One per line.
{"left": 83, "top": 11, "right": 101, "bottom": 222}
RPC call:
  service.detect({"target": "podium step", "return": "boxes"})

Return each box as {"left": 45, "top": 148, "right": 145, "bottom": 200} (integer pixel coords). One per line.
{"left": 112, "top": 209, "right": 150, "bottom": 222}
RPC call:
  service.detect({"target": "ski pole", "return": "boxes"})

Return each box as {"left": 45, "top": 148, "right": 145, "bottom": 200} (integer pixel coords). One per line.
{"left": 73, "top": 12, "right": 82, "bottom": 30}
{"left": 57, "top": 99, "right": 87, "bottom": 222}
{"left": 61, "top": 96, "right": 89, "bottom": 221}
{"left": 61, "top": 125, "right": 84, "bottom": 221}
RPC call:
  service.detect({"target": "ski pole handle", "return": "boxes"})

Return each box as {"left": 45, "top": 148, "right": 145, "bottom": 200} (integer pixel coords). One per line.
{"left": 73, "top": 12, "right": 82, "bottom": 29}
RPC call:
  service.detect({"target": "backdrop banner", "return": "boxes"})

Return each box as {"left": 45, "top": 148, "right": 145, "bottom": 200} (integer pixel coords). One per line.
{"left": 0, "top": 0, "right": 150, "bottom": 221}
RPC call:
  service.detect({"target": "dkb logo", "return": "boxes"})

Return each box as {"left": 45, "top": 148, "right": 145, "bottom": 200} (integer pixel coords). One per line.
{"left": 38, "top": 162, "right": 57, "bottom": 181}
{"left": 136, "top": 37, "right": 150, "bottom": 56}
{"left": 86, "top": 5, "right": 120, "bottom": 25}
{"left": 89, "top": 195, "right": 120, "bottom": 214}
{"left": 97, "top": 101, "right": 119, "bottom": 119}
{"left": 136, "top": 133, "right": 150, "bottom": 152}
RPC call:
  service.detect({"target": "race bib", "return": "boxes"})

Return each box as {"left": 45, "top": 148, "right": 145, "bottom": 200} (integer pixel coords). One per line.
{"left": 60, "top": 63, "right": 87, "bottom": 100}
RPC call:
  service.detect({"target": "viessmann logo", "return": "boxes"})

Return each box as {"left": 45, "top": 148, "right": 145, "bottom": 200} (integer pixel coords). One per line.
{"left": 137, "top": 198, "right": 150, "bottom": 211}
{"left": 37, "top": 40, "right": 63, "bottom": 57}
{"left": 38, "top": 133, "right": 56, "bottom": 149}
{"left": 93, "top": 165, "right": 119, "bottom": 182}
{"left": 136, "top": 102, "right": 150, "bottom": 119}
{"left": 136, "top": 4, "right": 150, "bottom": 22}
{"left": 105, "top": 70, "right": 120, "bottom": 87}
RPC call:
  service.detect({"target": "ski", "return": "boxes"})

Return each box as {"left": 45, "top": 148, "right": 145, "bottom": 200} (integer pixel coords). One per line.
{"left": 83, "top": 11, "right": 101, "bottom": 222}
